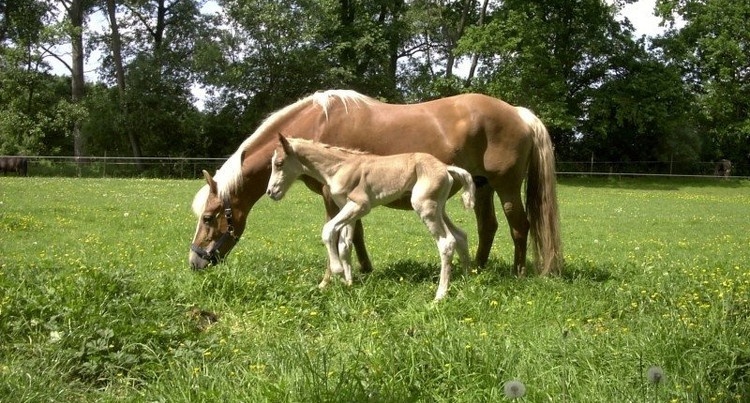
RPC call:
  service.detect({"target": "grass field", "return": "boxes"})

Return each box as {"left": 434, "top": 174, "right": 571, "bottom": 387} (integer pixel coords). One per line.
{"left": 0, "top": 176, "right": 748, "bottom": 402}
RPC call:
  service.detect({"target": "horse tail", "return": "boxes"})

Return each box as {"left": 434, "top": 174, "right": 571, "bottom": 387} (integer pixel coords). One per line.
{"left": 516, "top": 107, "right": 563, "bottom": 276}
{"left": 447, "top": 166, "right": 475, "bottom": 209}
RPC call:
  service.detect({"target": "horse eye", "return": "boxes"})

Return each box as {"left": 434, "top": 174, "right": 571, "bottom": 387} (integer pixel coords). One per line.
{"left": 202, "top": 214, "right": 214, "bottom": 224}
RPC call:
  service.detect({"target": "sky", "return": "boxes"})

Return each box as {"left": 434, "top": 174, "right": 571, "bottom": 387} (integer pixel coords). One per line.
{"left": 617, "top": 0, "right": 666, "bottom": 37}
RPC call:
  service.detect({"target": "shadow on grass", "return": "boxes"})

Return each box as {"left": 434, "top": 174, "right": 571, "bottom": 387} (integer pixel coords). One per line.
{"left": 374, "top": 259, "right": 440, "bottom": 283}
{"left": 373, "top": 258, "right": 615, "bottom": 285}
{"left": 560, "top": 262, "right": 614, "bottom": 283}
{"left": 559, "top": 175, "right": 746, "bottom": 190}
{"left": 375, "top": 258, "right": 526, "bottom": 284}
{"left": 467, "top": 259, "right": 615, "bottom": 285}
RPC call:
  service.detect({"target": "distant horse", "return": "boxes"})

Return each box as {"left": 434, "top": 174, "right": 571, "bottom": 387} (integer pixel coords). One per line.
{"left": 266, "top": 134, "right": 475, "bottom": 300}
{"left": 0, "top": 156, "right": 28, "bottom": 176}
{"left": 714, "top": 159, "right": 732, "bottom": 178}
{"left": 190, "top": 90, "right": 562, "bottom": 277}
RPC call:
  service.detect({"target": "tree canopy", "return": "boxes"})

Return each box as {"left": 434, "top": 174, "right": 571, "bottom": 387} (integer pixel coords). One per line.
{"left": 1, "top": 0, "right": 747, "bottom": 174}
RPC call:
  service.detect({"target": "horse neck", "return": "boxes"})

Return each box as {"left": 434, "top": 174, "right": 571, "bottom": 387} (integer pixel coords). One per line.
{"left": 225, "top": 141, "right": 277, "bottom": 237}
{"left": 293, "top": 142, "right": 353, "bottom": 183}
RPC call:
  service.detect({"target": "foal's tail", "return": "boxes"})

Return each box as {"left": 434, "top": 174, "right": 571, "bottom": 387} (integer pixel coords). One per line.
{"left": 517, "top": 107, "right": 563, "bottom": 276}
{"left": 447, "top": 166, "right": 475, "bottom": 209}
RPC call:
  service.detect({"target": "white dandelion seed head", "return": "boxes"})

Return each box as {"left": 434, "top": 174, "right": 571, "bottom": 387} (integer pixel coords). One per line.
{"left": 49, "top": 330, "right": 62, "bottom": 343}
{"left": 503, "top": 379, "right": 526, "bottom": 399}
{"left": 646, "top": 366, "right": 665, "bottom": 385}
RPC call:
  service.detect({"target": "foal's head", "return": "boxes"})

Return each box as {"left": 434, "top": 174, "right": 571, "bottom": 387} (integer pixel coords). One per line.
{"left": 266, "top": 134, "right": 303, "bottom": 201}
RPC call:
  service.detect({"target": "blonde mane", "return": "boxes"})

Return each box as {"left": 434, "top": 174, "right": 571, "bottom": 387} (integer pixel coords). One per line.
{"left": 192, "top": 90, "right": 377, "bottom": 215}
{"left": 287, "top": 137, "right": 371, "bottom": 156}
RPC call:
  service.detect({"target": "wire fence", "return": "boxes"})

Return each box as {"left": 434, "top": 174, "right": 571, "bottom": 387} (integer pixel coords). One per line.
{"left": 1, "top": 155, "right": 748, "bottom": 180}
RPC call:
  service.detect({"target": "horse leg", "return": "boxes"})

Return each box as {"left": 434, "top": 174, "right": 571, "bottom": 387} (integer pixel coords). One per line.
{"left": 473, "top": 183, "right": 498, "bottom": 268}
{"left": 413, "top": 196, "right": 456, "bottom": 301}
{"left": 497, "top": 190, "right": 530, "bottom": 276}
{"left": 320, "top": 200, "right": 367, "bottom": 288}
{"left": 323, "top": 186, "right": 372, "bottom": 273}
{"left": 351, "top": 220, "right": 373, "bottom": 273}
{"left": 443, "top": 212, "right": 470, "bottom": 274}
{"left": 338, "top": 223, "right": 355, "bottom": 286}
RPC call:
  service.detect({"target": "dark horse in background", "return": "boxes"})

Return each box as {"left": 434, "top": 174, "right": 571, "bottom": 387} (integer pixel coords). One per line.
{"left": 714, "top": 159, "right": 732, "bottom": 178}
{"left": 0, "top": 156, "right": 28, "bottom": 176}
{"left": 190, "top": 90, "right": 562, "bottom": 277}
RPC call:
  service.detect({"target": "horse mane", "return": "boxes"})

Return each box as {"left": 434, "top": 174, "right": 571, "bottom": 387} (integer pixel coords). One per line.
{"left": 287, "top": 137, "right": 371, "bottom": 156}
{"left": 192, "top": 90, "right": 378, "bottom": 215}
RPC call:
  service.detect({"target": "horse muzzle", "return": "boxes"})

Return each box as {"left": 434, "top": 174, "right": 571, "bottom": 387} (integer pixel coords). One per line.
{"left": 266, "top": 187, "right": 283, "bottom": 201}
{"left": 189, "top": 248, "right": 214, "bottom": 270}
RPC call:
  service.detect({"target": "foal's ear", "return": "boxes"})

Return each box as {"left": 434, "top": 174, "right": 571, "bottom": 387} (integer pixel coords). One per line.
{"left": 202, "top": 169, "right": 218, "bottom": 195}
{"left": 277, "top": 133, "right": 293, "bottom": 154}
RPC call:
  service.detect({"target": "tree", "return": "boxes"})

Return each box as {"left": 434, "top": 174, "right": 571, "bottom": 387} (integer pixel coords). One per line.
{"left": 0, "top": 0, "right": 84, "bottom": 155}
{"left": 59, "top": 0, "right": 90, "bottom": 158}
{"left": 581, "top": 53, "right": 699, "bottom": 166}
{"left": 456, "top": 0, "right": 638, "bottom": 155}
{"left": 91, "top": 0, "right": 212, "bottom": 157}
{"left": 655, "top": 0, "right": 750, "bottom": 172}
{"left": 104, "top": 0, "right": 143, "bottom": 164}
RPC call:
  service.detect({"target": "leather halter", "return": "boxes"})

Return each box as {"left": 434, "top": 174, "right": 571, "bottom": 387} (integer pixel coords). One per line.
{"left": 190, "top": 197, "right": 237, "bottom": 266}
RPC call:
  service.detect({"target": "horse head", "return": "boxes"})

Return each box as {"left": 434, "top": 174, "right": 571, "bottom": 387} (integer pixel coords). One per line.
{"left": 266, "top": 133, "right": 303, "bottom": 201}
{"left": 189, "top": 170, "right": 240, "bottom": 270}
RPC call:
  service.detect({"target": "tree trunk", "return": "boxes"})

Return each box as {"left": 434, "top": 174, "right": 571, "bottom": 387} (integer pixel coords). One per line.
{"left": 106, "top": 0, "right": 144, "bottom": 169}
{"left": 447, "top": 0, "right": 473, "bottom": 78}
{"left": 465, "top": 0, "right": 489, "bottom": 87}
{"left": 69, "top": 0, "right": 86, "bottom": 161}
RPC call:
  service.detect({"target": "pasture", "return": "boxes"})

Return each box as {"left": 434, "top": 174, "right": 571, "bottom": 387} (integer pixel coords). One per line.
{"left": 0, "top": 176, "right": 748, "bottom": 402}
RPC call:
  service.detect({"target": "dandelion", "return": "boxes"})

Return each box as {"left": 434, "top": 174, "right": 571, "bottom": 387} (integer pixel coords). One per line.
{"left": 646, "top": 366, "right": 665, "bottom": 385}
{"left": 49, "top": 330, "right": 62, "bottom": 343}
{"left": 503, "top": 380, "right": 526, "bottom": 399}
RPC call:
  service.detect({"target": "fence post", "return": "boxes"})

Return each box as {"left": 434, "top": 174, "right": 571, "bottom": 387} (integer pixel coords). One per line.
{"left": 669, "top": 154, "right": 674, "bottom": 175}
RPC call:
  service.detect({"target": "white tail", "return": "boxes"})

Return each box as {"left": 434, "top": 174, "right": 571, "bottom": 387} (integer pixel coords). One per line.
{"left": 447, "top": 166, "right": 475, "bottom": 209}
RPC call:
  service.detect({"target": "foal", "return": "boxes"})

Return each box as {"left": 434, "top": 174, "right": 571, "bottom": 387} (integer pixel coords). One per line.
{"left": 266, "top": 134, "right": 475, "bottom": 300}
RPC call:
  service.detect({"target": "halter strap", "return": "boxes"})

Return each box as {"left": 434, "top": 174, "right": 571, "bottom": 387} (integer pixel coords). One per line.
{"left": 190, "top": 196, "right": 237, "bottom": 266}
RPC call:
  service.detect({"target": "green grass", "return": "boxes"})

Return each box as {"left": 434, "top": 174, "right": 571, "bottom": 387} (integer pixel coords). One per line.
{"left": 1, "top": 176, "right": 748, "bottom": 402}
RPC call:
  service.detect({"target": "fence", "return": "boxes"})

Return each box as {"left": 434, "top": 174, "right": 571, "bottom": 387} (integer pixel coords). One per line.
{"left": 4, "top": 156, "right": 227, "bottom": 179}
{"left": 2, "top": 155, "right": 748, "bottom": 180}
{"left": 557, "top": 159, "right": 748, "bottom": 178}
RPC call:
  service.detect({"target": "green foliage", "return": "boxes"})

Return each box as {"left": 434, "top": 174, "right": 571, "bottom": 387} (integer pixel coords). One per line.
{"left": 0, "top": 60, "right": 79, "bottom": 154}
{"left": 581, "top": 56, "right": 700, "bottom": 163}
{"left": 457, "top": 0, "right": 629, "bottom": 134}
{"left": 655, "top": 0, "right": 750, "bottom": 165}
{"left": 1, "top": 0, "right": 748, "bottom": 172}
{"left": 0, "top": 177, "right": 749, "bottom": 401}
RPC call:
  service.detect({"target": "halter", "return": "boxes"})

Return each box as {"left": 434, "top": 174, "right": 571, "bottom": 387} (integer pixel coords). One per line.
{"left": 190, "top": 197, "right": 238, "bottom": 266}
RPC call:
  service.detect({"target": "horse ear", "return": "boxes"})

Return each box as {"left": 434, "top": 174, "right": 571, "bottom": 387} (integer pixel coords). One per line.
{"left": 278, "top": 133, "right": 293, "bottom": 155}
{"left": 202, "top": 170, "right": 218, "bottom": 195}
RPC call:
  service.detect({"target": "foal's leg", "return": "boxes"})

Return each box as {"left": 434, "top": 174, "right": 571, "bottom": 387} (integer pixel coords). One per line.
{"left": 320, "top": 200, "right": 367, "bottom": 288}
{"left": 323, "top": 186, "right": 373, "bottom": 273}
{"left": 444, "top": 212, "right": 470, "bottom": 273}
{"left": 338, "top": 223, "right": 355, "bottom": 286}
{"left": 412, "top": 196, "right": 456, "bottom": 301}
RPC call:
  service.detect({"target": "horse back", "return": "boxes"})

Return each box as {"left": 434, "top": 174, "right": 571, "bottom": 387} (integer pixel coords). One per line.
{"left": 280, "top": 94, "right": 533, "bottom": 180}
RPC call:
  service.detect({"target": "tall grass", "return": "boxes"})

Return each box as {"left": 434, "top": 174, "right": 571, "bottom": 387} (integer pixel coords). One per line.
{"left": 0, "top": 176, "right": 748, "bottom": 401}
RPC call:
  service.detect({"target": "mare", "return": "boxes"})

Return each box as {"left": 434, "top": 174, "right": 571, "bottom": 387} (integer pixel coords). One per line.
{"left": 266, "top": 134, "right": 476, "bottom": 300}
{"left": 714, "top": 159, "right": 732, "bottom": 178}
{"left": 0, "top": 156, "right": 28, "bottom": 176}
{"left": 190, "top": 90, "right": 562, "bottom": 277}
